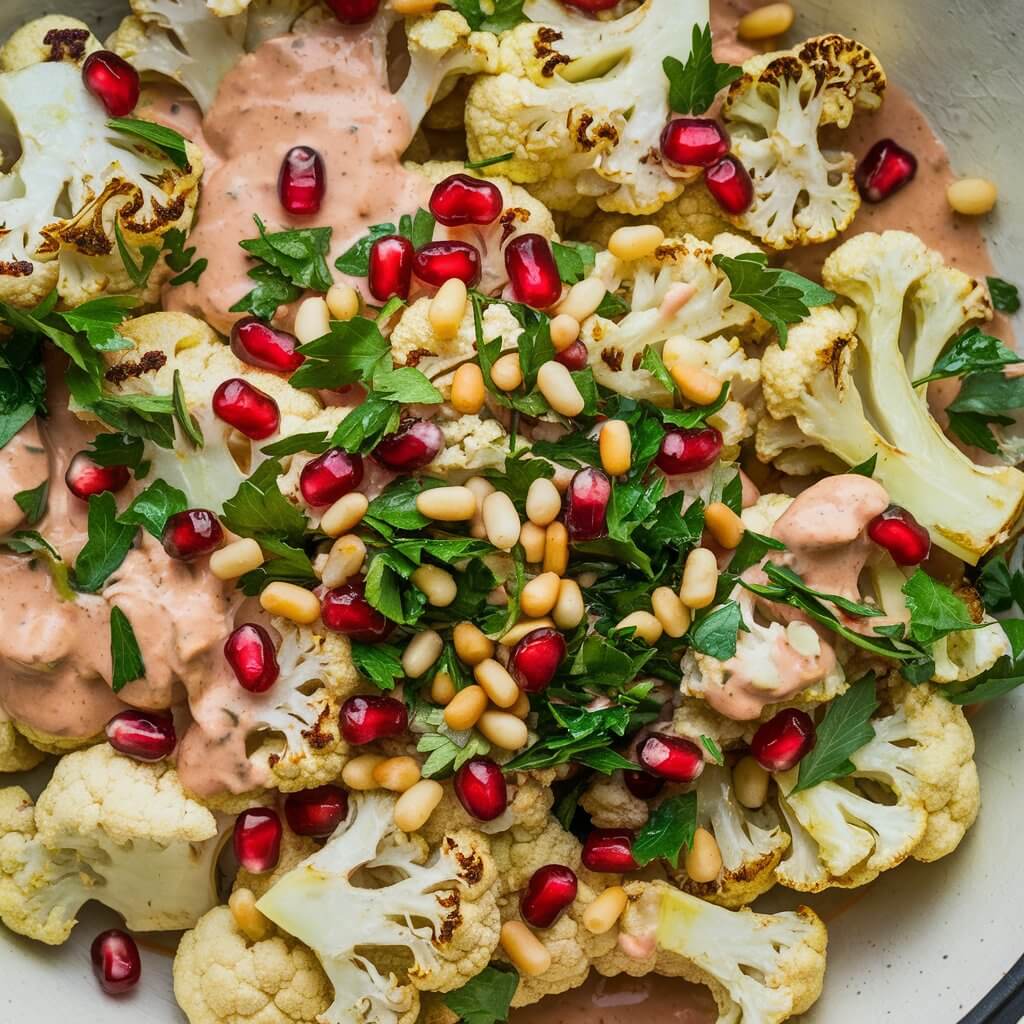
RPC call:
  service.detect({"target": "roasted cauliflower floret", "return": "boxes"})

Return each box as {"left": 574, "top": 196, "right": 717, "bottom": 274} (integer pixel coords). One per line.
{"left": 0, "top": 713, "right": 46, "bottom": 773}
{"left": 0, "top": 15, "right": 99, "bottom": 71}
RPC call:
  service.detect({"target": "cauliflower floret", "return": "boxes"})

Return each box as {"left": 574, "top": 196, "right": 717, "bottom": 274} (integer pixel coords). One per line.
{"left": 427, "top": 413, "right": 513, "bottom": 478}
{"left": 0, "top": 712, "right": 46, "bottom": 773}
{"left": 0, "top": 15, "right": 100, "bottom": 71}
{"left": 755, "top": 414, "right": 846, "bottom": 477}
{"left": 0, "top": 745, "right": 224, "bottom": 945}
{"left": 722, "top": 35, "right": 886, "bottom": 250}
{"left": 580, "top": 772, "right": 651, "bottom": 831}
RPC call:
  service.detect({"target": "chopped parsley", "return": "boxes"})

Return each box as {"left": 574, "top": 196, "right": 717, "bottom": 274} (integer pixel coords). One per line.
{"left": 663, "top": 24, "right": 742, "bottom": 116}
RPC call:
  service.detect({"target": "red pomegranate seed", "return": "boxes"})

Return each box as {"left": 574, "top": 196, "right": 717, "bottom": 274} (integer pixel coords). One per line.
{"left": 868, "top": 505, "right": 932, "bottom": 566}
{"left": 230, "top": 317, "right": 304, "bottom": 373}
{"left": 623, "top": 769, "right": 664, "bottom": 799}
{"left": 505, "top": 234, "right": 562, "bottom": 309}
{"left": 82, "top": 51, "right": 139, "bottom": 116}
{"left": 212, "top": 378, "right": 280, "bottom": 440}
{"left": 661, "top": 118, "right": 731, "bottom": 169}
{"left": 372, "top": 419, "right": 445, "bottom": 472}
{"left": 299, "top": 447, "right": 364, "bottom": 506}
{"left": 565, "top": 467, "right": 611, "bottom": 541}
{"left": 454, "top": 756, "right": 508, "bottom": 821}
{"left": 224, "top": 624, "right": 280, "bottom": 693}
{"left": 582, "top": 829, "right": 637, "bottom": 872}
{"left": 555, "top": 339, "right": 588, "bottom": 371}
{"left": 750, "top": 708, "right": 816, "bottom": 773}
{"left": 340, "top": 694, "right": 408, "bottom": 744}
{"left": 278, "top": 146, "right": 325, "bottom": 216}
{"left": 705, "top": 156, "right": 754, "bottom": 215}
{"left": 413, "top": 241, "right": 481, "bottom": 288}
{"left": 324, "top": 0, "right": 380, "bottom": 21}
{"left": 233, "top": 807, "right": 283, "bottom": 874}
{"left": 638, "top": 734, "right": 705, "bottom": 783}
{"left": 856, "top": 139, "right": 918, "bottom": 203}
{"left": 520, "top": 864, "right": 578, "bottom": 928}
{"left": 284, "top": 785, "right": 349, "bottom": 837}
{"left": 655, "top": 426, "right": 723, "bottom": 475}
{"left": 161, "top": 508, "right": 223, "bottom": 561}
{"left": 91, "top": 929, "right": 141, "bottom": 995}
{"left": 429, "top": 174, "right": 503, "bottom": 226}
{"left": 322, "top": 581, "right": 393, "bottom": 643}
{"left": 65, "top": 452, "right": 130, "bottom": 500}
{"left": 368, "top": 235, "right": 414, "bottom": 302}
{"left": 509, "top": 627, "right": 566, "bottom": 692}
{"left": 105, "top": 710, "right": 176, "bottom": 762}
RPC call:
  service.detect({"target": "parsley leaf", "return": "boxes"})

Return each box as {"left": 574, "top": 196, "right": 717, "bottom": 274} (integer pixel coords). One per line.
{"left": 330, "top": 397, "right": 402, "bottom": 454}
{"left": 86, "top": 433, "right": 147, "bottom": 474}
{"left": 849, "top": 453, "right": 878, "bottom": 477}
{"left": 947, "top": 371, "right": 1024, "bottom": 454}
{"left": 109, "top": 606, "right": 145, "bottom": 693}
{"left": 58, "top": 296, "right": 138, "bottom": 352}
{"left": 912, "top": 327, "right": 1021, "bottom": 387}
{"left": 231, "top": 264, "right": 302, "bottom": 320}
{"left": 371, "top": 365, "right": 443, "bottom": 404}
{"left": 690, "top": 600, "right": 745, "bottom": 659}
{"left": 633, "top": 793, "right": 698, "bottom": 868}
{"left": 552, "top": 241, "right": 597, "bottom": 285}
{"left": 663, "top": 24, "right": 742, "bottom": 116}
{"left": 445, "top": 967, "right": 520, "bottom": 1024}
{"left": 398, "top": 208, "right": 436, "bottom": 249}
{"left": 0, "top": 326, "right": 47, "bottom": 449}
{"left": 464, "top": 153, "right": 514, "bottom": 171}
{"left": 448, "top": 0, "right": 527, "bottom": 33}
{"left": 901, "top": 569, "right": 980, "bottom": 646}
{"left": 107, "top": 117, "right": 190, "bottom": 168}
{"left": 117, "top": 479, "right": 187, "bottom": 539}
{"left": 73, "top": 492, "right": 137, "bottom": 593}
{"left": 528, "top": 434, "right": 600, "bottom": 469}
{"left": 505, "top": 704, "right": 635, "bottom": 772}
{"left": 944, "top": 620, "right": 1024, "bottom": 704}
{"left": 336, "top": 223, "right": 396, "bottom": 276}
{"left": 363, "top": 477, "right": 444, "bottom": 536}
{"left": 222, "top": 459, "right": 307, "bottom": 543}
{"left": 351, "top": 642, "right": 405, "bottom": 691}
{"left": 700, "top": 734, "right": 724, "bottom": 764}
{"left": 988, "top": 276, "right": 1021, "bottom": 314}
{"left": 260, "top": 432, "right": 331, "bottom": 458}
{"left": 14, "top": 480, "right": 48, "bottom": 525}
{"left": 236, "top": 538, "right": 316, "bottom": 596}
{"left": 162, "top": 227, "right": 207, "bottom": 286}
{"left": 172, "top": 369, "right": 204, "bottom": 448}
{"left": 290, "top": 317, "right": 390, "bottom": 390}
{"left": 114, "top": 220, "right": 162, "bottom": 291}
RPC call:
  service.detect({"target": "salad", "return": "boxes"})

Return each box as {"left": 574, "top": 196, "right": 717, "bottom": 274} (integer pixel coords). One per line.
{"left": 0, "top": 0, "right": 1020, "bottom": 1022}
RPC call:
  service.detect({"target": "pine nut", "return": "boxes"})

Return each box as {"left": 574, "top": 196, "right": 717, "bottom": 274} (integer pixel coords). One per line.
{"left": 599, "top": 420, "right": 632, "bottom": 476}
{"left": 417, "top": 485, "right": 477, "bottom": 521}
{"left": 670, "top": 362, "right": 723, "bottom": 406}
{"left": 499, "top": 617, "right": 556, "bottom": 647}
{"left": 451, "top": 363, "right": 486, "bottom": 414}
{"left": 260, "top": 582, "right": 320, "bottom": 624}
{"left": 520, "top": 571, "right": 561, "bottom": 618}
{"left": 429, "top": 278, "right": 468, "bottom": 339}
{"left": 520, "top": 521, "right": 547, "bottom": 563}
{"left": 210, "top": 538, "right": 264, "bottom": 580}
{"left": 786, "top": 620, "right": 821, "bottom": 657}
{"left": 947, "top": 177, "right": 998, "bottom": 216}
{"left": 581, "top": 886, "right": 628, "bottom": 935}
{"left": 704, "top": 502, "right": 745, "bottom": 550}
{"left": 491, "top": 352, "right": 523, "bottom": 391}
{"left": 342, "top": 753, "right": 386, "bottom": 791}
{"left": 321, "top": 492, "right": 369, "bottom": 538}
{"left": 454, "top": 622, "right": 495, "bottom": 666}
{"left": 483, "top": 490, "right": 522, "bottom": 551}
{"left": 477, "top": 709, "right": 529, "bottom": 750}
{"left": 321, "top": 534, "right": 367, "bottom": 588}
{"left": 526, "top": 478, "right": 562, "bottom": 527}
{"left": 294, "top": 296, "right": 331, "bottom": 344}
{"left": 608, "top": 225, "right": 665, "bottom": 262}
{"left": 391, "top": 0, "right": 436, "bottom": 13}
{"left": 550, "top": 313, "right": 581, "bottom": 352}
{"left": 474, "top": 658, "right": 520, "bottom": 708}
{"left": 411, "top": 564, "right": 458, "bottom": 607}
{"left": 543, "top": 522, "right": 570, "bottom": 576}
{"left": 537, "top": 361, "right": 584, "bottom": 417}
{"left": 465, "top": 476, "right": 495, "bottom": 540}
{"left": 553, "top": 578, "right": 585, "bottom": 629}
{"left": 680, "top": 548, "right": 718, "bottom": 609}
{"left": 737, "top": 2, "right": 794, "bottom": 40}
{"left": 229, "top": 888, "right": 272, "bottom": 942}
{"left": 373, "top": 756, "right": 421, "bottom": 793}
{"left": 658, "top": 282, "right": 697, "bottom": 320}
{"left": 651, "top": 586, "right": 691, "bottom": 638}
{"left": 557, "top": 277, "right": 606, "bottom": 323}
{"left": 431, "top": 671, "right": 457, "bottom": 706}
{"left": 402, "top": 630, "right": 443, "bottom": 679}
{"left": 733, "top": 756, "right": 770, "bottom": 809}
{"left": 685, "top": 827, "right": 723, "bottom": 883}
{"left": 509, "top": 690, "right": 531, "bottom": 719}
{"left": 500, "top": 921, "right": 552, "bottom": 977}
{"left": 444, "top": 684, "right": 489, "bottom": 730}
{"left": 326, "top": 284, "right": 360, "bottom": 322}
{"left": 616, "top": 610, "right": 663, "bottom": 645}
{"left": 394, "top": 779, "right": 444, "bottom": 832}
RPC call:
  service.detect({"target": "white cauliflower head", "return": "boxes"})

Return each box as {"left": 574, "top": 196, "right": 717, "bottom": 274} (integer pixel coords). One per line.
{"left": 0, "top": 15, "right": 100, "bottom": 71}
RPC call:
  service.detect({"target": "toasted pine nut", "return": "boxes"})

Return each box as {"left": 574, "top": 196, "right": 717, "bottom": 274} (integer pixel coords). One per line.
{"left": 509, "top": 690, "right": 531, "bottom": 719}
{"left": 658, "top": 282, "right": 697, "bottom": 320}
{"left": 608, "top": 224, "right": 665, "bottom": 262}
{"left": 444, "top": 684, "right": 489, "bottom": 730}
{"left": 599, "top": 420, "right": 632, "bottom": 476}
{"left": 543, "top": 522, "right": 569, "bottom": 576}
{"left": 391, "top": 0, "right": 436, "bottom": 13}
{"left": 520, "top": 521, "right": 547, "bottom": 563}
{"left": 294, "top": 296, "right": 331, "bottom": 344}
{"left": 491, "top": 352, "right": 523, "bottom": 391}
{"left": 737, "top": 2, "right": 794, "bottom": 40}
{"left": 651, "top": 586, "right": 691, "bottom": 638}
{"left": 260, "top": 582, "right": 320, "bottom": 624}
{"left": 411, "top": 564, "right": 458, "bottom": 607}
{"left": 343, "top": 753, "right": 386, "bottom": 791}
{"left": 210, "top": 538, "right": 264, "bottom": 580}
{"left": 499, "top": 617, "right": 556, "bottom": 647}
{"left": 616, "top": 610, "right": 663, "bottom": 645}
{"left": 326, "top": 284, "right": 360, "bottom": 322}
{"left": 474, "top": 658, "right": 520, "bottom": 708}
{"left": 582, "top": 886, "right": 628, "bottom": 934}
{"left": 483, "top": 490, "right": 522, "bottom": 551}
{"left": 526, "top": 478, "right": 562, "bottom": 527}
{"left": 402, "top": 630, "right": 443, "bottom": 679}
{"left": 704, "top": 502, "right": 745, "bottom": 550}
{"left": 500, "top": 921, "right": 552, "bottom": 977}
{"left": 373, "top": 756, "right": 421, "bottom": 793}
{"left": 465, "top": 475, "right": 495, "bottom": 539}
{"left": 537, "top": 361, "right": 584, "bottom": 417}
{"left": 321, "top": 534, "right": 367, "bottom": 588}
{"left": 786, "top": 620, "right": 821, "bottom": 657}
{"left": 451, "top": 363, "right": 486, "bottom": 414}
{"left": 429, "top": 278, "right": 468, "bottom": 339}
{"left": 229, "top": 888, "right": 272, "bottom": 942}
{"left": 550, "top": 313, "right": 581, "bottom": 352}
{"left": 321, "top": 492, "right": 369, "bottom": 538}
{"left": 417, "top": 485, "right": 477, "bottom": 521}
{"left": 685, "top": 827, "right": 723, "bottom": 884}
{"left": 394, "top": 779, "right": 444, "bottom": 832}
{"left": 947, "top": 177, "right": 998, "bottom": 216}
{"left": 553, "top": 578, "right": 585, "bottom": 629}
{"left": 521, "top": 571, "right": 561, "bottom": 618}
{"left": 454, "top": 622, "right": 495, "bottom": 666}
{"left": 670, "top": 362, "right": 723, "bottom": 406}
{"left": 557, "top": 277, "right": 606, "bottom": 323}
{"left": 733, "top": 756, "right": 770, "bottom": 809}
{"left": 431, "top": 671, "right": 457, "bottom": 706}
{"left": 478, "top": 709, "right": 529, "bottom": 750}
{"left": 680, "top": 547, "right": 718, "bottom": 609}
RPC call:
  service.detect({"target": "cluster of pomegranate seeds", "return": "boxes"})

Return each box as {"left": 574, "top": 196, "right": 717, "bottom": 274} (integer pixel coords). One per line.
{"left": 429, "top": 174, "right": 503, "bottom": 226}
{"left": 867, "top": 504, "right": 932, "bottom": 566}
{"left": 299, "top": 447, "right": 364, "bottom": 506}
{"left": 91, "top": 929, "right": 141, "bottom": 995}
{"left": 520, "top": 865, "right": 578, "bottom": 927}
{"left": 324, "top": 0, "right": 380, "bottom": 22}
{"left": 230, "top": 318, "right": 304, "bottom": 374}
{"left": 368, "top": 235, "right": 414, "bottom": 301}
{"left": 505, "top": 234, "right": 562, "bottom": 309}
{"left": 509, "top": 627, "right": 566, "bottom": 692}
{"left": 322, "top": 581, "right": 394, "bottom": 642}
{"left": 82, "top": 51, "right": 139, "bottom": 116}
{"left": 655, "top": 426, "right": 723, "bottom": 475}
{"left": 704, "top": 155, "right": 755, "bottom": 215}
{"left": 565, "top": 467, "right": 611, "bottom": 541}
{"left": 105, "top": 710, "right": 176, "bottom": 763}
{"left": 454, "top": 756, "right": 508, "bottom": 821}
{"left": 623, "top": 768, "right": 664, "bottom": 799}
{"left": 224, "top": 624, "right": 280, "bottom": 693}
{"left": 233, "top": 807, "right": 283, "bottom": 874}
{"left": 637, "top": 734, "right": 705, "bottom": 783}
{"left": 554, "top": 340, "right": 588, "bottom": 371}
{"left": 284, "top": 785, "right": 349, "bottom": 837}
{"left": 661, "top": 118, "right": 731, "bottom": 168}
{"left": 340, "top": 694, "right": 408, "bottom": 745}
{"left": 161, "top": 509, "right": 223, "bottom": 561}
{"left": 212, "top": 378, "right": 281, "bottom": 440}
{"left": 65, "top": 452, "right": 130, "bottom": 500}
{"left": 856, "top": 139, "right": 918, "bottom": 203}
{"left": 372, "top": 419, "right": 445, "bottom": 472}
{"left": 582, "top": 829, "right": 637, "bottom": 872}
{"left": 750, "top": 708, "right": 816, "bottom": 772}
{"left": 413, "top": 241, "right": 482, "bottom": 288}
{"left": 278, "top": 146, "right": 326, "bottom": 216}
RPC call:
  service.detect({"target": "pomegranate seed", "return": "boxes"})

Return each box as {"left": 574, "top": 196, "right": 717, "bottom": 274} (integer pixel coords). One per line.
{"left": 505, "top": 234, "right": 562, "bottom": 309}
{"left": 555, "top": 339, "right": 588, "bottom": 371}
{"left": 623, "top": 769, "right": 664, "bottom": 799}
{"left": 868, "top": 505, "right": 932, "bottom": 566}
{"left": 230, "top": 317, "right": 304, "bottom": 373}
{"left": 324, "top": 0, "right": 380, "bottom": 22}
{"left": 372, "top": 419, "right": 445, "bottom": 472}
{"left": 454, "top": 756, "right": 508, "bottom": 821}
{"left": 509, "top": 628, "right": 566, "bottom": 692}
{"left": 582, "top": 829, "right": 637, "bottom": 872}
{"left": 91, "top": 930, "right": 141, "bottom": 995}
{"left": 322, "top": 581, "right": 393, "bottom": 642}
{"left": 82, "top": 51, "right": 139, "bottom": 116}
{"left": 340, "top": 694, "right": 408, "bottom": 744}
{"left": 278, "top": 146, "right": 326, "bottom": 216}
{"left": 655, "top": 426, "right": 723, "bottom": 475}
{"left": 520, "top": 864, "right": 578, "bottom": 927}
{"left": 224, "top": 624, "right": 280, "bottom": 693}
{"left": 284, "top": 785, "right": 349, "bottom": 837}
{"left": 65, "top": 452, "right": 130, "bottom": 500}
{"left": 750, "top": 708, "right": 816, "bottom": 773}
{"left": 212, "top": 378, "right": 280, "bottom": 440}
{"left": 661, "top": 118, "right": 730, "bottom": 169}
{"left": 565, "top": 467, "right": 611, "bottom": 541}
{"left": 413, "top": 241, "right": 481, "bottom": 288}
{"left": 161, "top": 508, "right": 223, "bottom": 561}
{"left": 299, "top": 447, "right": 364, "bottom": 506}
{"left": 105, "top": 710, "right": 176, "bottom": 762}
{"left": 233, "top": 808, "right": 283, "bottom": 874}
{"left": 638, "top": 734, "right": 705, "bottom": 783}
{"left": 429, "top": 174, "right": 503, "bottom": 226}
{"left": 856, "top": 139, "right": 918, "bottom": 203}
{"left": 368, "top": 235, "right": 414, "bottom": 302}
{"left": 705, "top": 156, "right": 754, "bottom": 215}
